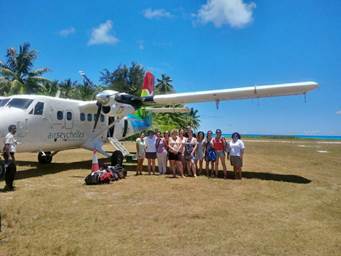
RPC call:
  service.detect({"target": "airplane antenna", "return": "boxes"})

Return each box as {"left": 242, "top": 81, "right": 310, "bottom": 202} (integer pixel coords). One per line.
{"left": 215, "top": 99, "right": 220, "bottom": 110}
{"left": 79, "top": 70, "right": 95, "bottom": 86}
{"left": 304, "top": 92, "right": 307, "bottom": 103}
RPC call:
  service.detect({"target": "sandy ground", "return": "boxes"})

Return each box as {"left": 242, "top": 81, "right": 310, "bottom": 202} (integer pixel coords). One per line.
{"left": 0, "top": 140, "right": 341, "bottom": 256}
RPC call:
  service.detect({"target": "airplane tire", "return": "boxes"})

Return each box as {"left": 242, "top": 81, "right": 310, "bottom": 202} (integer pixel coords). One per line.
{"left": 111, "top": 150, "right": 124, "bottom": 167}
{"left": 38, "top": 152, "right": 53, "bottom": 164}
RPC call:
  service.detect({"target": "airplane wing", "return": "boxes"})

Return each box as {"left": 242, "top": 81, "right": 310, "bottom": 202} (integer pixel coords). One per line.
{"left": 152, "top": 81, "right": 318, "bottom": 105}
{"left": 144, "top": 107, "right": 190, "bottom": 113}
{"left": 79, "top": 101, "right": 98, "bottom": 112}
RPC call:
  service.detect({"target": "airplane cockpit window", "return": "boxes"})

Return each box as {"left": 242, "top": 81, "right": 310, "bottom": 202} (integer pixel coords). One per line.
{"left": 87, "top": 113, "right": 92, "bottom": 122}
{"left": 0, "top": 98, "right": 10, "bottom": 107}
{"left": 57, "top": 111, "right": 63, "bottom": 120}
{"left": 6, "top": 98, "right": 33, "bottom": 109}
{"left": 80, "top": 113, "right": 85, "bottom": 121}
{"left": 34, "top": 102, "right": 44, "bottom": 115}
{"left": 67, "top": 112, "right": 72, "bottom": 120}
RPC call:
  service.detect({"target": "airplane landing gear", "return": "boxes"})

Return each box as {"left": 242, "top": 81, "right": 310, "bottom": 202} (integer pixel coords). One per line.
{"left": 111, "top": 150, "right": 123, "bottom": 167}
{"left": 38, "top": 152, "right": 53, "bottom": 164}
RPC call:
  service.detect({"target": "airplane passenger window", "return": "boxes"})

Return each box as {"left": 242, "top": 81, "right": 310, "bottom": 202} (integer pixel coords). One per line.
{"left": 34, "top": 102, "right": 44, "bottom": 115}
{"left": 87, "top": 113, "right": 92, "bottom": 122}
{"left": 80, "top": 113, "right": 85, "bottom": 121}
{"left": 67, "top": 112, "right": 72, "bottom": 120}
{"left": 7, "top": 98, "right": 33, "bottom": 109}
{"left": 57, "top": 111, "right": 63, "bottom": 120}
{"left": 100, "top": 114, "right": 105, "bottom": 122}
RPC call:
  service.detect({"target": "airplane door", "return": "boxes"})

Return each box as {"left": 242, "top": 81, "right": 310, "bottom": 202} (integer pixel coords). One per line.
{"left": 65, "top": 110, "right": 73, "bottom": 129}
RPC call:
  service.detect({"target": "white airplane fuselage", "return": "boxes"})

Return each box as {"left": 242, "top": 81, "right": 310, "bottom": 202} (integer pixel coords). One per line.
{"left": 0, "top": 95, "right": 140, "bottom": 154}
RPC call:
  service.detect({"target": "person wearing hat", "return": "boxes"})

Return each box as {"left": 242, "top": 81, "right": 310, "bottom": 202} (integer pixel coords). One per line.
{"left": 227, "top": 132, "right": 245, "bottom": 179}
{"left": 3, "top": 124, "right": 18, "bottom": 191}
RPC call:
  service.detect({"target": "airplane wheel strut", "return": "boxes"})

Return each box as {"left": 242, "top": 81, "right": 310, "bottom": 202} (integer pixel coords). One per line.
{"left": 38, "top": 152, "right": 53, "bottom": 164}
{"left": 111, "top": 150, "right": 123, "bottom": 167}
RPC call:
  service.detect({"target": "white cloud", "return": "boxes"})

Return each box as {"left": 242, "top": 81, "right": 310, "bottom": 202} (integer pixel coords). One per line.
{"left": 88, "top": 20, "right": 119, "bottom": 46}
{"left": 143, "top": 8, "right": 172, "bottom": 19}
{"left": 197, "top": 0, "right": 256, "bottom": 28}
{"left": 59, "top": 27, "right": 75, "bottom": 37}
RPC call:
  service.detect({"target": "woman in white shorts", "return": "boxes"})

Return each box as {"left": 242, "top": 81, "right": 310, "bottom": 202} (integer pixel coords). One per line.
{"left": 184, "top": 129, "right": 198, "bottom": 177}
{"left": 135, "top": 132, "right": 145, "bottom": 175}
{"left": 195, "top": 131, "right": 205, "bottom": 175}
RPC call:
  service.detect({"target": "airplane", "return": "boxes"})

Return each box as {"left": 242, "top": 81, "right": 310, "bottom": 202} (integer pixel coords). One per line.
{"left": 337, "top": 110, "right": 341, "bottom": 115}
{"left": 0, "top": 72, "right": 318, "bottom": 165}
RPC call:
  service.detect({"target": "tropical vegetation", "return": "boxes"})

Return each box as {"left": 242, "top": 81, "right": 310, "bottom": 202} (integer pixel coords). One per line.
{"left": 0, "top": 43, "right": 200, "bottom": 131}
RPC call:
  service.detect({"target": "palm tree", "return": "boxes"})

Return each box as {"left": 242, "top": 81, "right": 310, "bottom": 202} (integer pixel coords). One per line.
{"left": 99, "top": 62, "right": 145, "bottom": 96}
{"left": 155, "top": 74, "right": 174, "bottom": 94}
{"left": 0, "top": 43, "right": 49, "bottom": 95}
{"left": 39, "top": 80, "right": 59, "bottom": 96}
{"left": 187, "top": 108, "right": 200, "bottom": 130}
{"left": 59, "top": 79, "right": 77, "bottom": 98}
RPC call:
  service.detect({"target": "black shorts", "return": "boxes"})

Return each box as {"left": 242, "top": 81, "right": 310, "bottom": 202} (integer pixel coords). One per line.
{"left": 145, "top": 152, "right": 157, "bottom": 159}
{"left": 168, "top": 152, "right": 180, "bottom": 161}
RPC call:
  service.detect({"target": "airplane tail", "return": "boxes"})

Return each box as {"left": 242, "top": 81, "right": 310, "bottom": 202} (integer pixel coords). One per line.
{"left": 141, "top": 71, "right": 154, "bottom": 97}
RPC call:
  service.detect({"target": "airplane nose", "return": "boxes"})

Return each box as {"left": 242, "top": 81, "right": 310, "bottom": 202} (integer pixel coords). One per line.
{"left": 0, "top": 111, "right": 9, "bottom": 141}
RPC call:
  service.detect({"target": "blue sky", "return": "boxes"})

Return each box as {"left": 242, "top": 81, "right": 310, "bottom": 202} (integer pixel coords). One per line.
{"left": 1, "top": 0, "right": 340, "bottom": 135}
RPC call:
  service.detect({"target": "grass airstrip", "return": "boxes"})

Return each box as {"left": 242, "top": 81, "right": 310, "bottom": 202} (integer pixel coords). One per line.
{"left": 0, "top": 140, "right": 341, "bottom": 256}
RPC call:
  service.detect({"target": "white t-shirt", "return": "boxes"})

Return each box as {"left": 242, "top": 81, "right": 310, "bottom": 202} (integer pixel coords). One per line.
{"left": 144, "top": 135, "right": 156, "bottom": 153}
{"left": 136, "top": 138, "right": 145, "bottom": 157}
{"left": 229, "top": 140, "right": 245, "bottom": 157}
{"left": 5, "top": 132, "right": 17, "bottom": 153}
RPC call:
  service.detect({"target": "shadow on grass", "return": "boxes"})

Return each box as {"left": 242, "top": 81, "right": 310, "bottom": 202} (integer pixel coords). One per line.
{"left": 242, "top": 171, "right": 311, "bottom": 184}
{"left": 199, "top": 170, "right": 311, "bottom": 184}
{"left": 14, "top": 160, "right": 311, "bottom": 184}
{"left": 14, "top": 160, "right": 137, "bottom": 180}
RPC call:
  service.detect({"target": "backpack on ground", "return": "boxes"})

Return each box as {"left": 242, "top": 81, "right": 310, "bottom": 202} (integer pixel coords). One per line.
{"left": 85, "top": 172, "right": 101, "bottom": 185}
{"left": 107, "top": 165, "right": 126, "bottom": 179}
{"left": 99, "top": 171, "right": 112, "bottom": 184}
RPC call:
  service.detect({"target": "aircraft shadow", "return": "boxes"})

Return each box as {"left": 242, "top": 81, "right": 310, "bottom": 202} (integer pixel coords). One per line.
{"left": 201, "top": 170, "right": 311, "bottom": 184}
{"left": 241, "top": 170, "right": 311, "bottom": 184}
{"left": 14, "top": 160, "right": 136, "bottom": 180}
{"left": 13, "top": 161, "right": 311, "bottom": 184}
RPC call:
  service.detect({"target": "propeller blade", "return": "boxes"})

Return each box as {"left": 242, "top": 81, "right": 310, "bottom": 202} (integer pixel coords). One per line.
{"left": 93, "top": 103, "right": 102, "bottom": 131}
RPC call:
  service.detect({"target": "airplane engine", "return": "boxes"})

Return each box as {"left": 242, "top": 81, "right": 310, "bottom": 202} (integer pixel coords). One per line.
{"left": 102, "top": 103, "right": 135, "bottom": 119}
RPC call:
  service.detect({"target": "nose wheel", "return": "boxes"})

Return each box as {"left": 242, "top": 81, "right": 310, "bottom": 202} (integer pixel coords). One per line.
{"left": 111, "top": 150, "right": 124, "bottom": 167}
{"left": 38, "top": 152, "right": 53, "bottom": 164}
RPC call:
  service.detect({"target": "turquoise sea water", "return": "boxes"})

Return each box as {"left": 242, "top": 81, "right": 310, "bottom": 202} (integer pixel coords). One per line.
{"left": 221, "top": 134, "right": 341, "bottom": 141}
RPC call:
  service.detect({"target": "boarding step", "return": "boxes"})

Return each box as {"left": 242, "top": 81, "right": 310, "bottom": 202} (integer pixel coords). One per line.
{"left": 108, "top": 137, "right": 130, "bottom": 157}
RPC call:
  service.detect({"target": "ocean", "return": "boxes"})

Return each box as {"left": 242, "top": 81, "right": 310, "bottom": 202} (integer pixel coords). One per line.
{"left": 221, "top": 134, "right": 341, "bottom": 141}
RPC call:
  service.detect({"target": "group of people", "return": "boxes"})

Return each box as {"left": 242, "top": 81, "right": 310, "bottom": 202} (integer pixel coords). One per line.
{"left": 135, "top": 128, "right": 245, "bottom": 179}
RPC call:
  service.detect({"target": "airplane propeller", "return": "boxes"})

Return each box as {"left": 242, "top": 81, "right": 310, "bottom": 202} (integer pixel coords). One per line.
{"left": 91, "top": 91, "right": 154, "bottom": 132}
{"left": 93, "top": 102, "right": 102, "bottom": 131}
